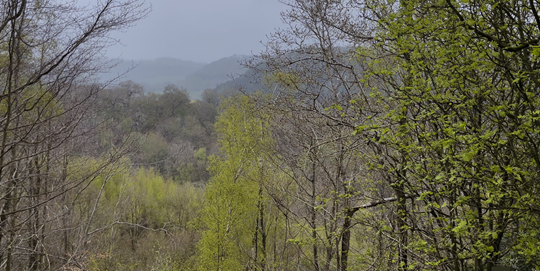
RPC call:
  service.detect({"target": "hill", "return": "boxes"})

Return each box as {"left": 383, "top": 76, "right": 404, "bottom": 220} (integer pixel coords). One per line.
{"left": 181, "top": 55, "right": 248, "bottom": 98}
{"left": 102, "top": 55, "right": 249, "bottom": 98}
{"left": 103, "top": 57, "right": 206, "bottom": 92}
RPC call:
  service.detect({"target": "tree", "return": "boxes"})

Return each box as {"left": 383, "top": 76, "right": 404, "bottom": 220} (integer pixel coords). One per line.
{"left": 359, "top": 0, "right": 540, "bottom": 269}
{"left": 201, "top": 88, "right": 220, "bottom": 107}
{"left": 161, "top": 84, "right": 190, "bottom": 118}
{"left": 245, "top": 0, "right": 540, "bottom": 269}
{"left": 198, "top": 95, "right": 285, "bottom": 270}
{"left": 0, "top": 0, "right": 148, "bottom": 269}
{"left": 248, "top": 1, "right": 386, "bottom": 269}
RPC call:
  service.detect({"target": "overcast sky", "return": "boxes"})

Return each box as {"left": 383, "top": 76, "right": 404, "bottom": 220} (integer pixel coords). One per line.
{"left": 104, "top": 0, "right": 287, "bottom": 63}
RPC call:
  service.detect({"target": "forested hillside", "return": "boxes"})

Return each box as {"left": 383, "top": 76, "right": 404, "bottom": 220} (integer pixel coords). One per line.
{"left": 3, "top": 0, "right": 540, "bottom": 270}
{"left": 101, "top": 58, "right": 206, "bottom": 93}
{"left": 103, "top": 55, "right": 248, "bottom": 98}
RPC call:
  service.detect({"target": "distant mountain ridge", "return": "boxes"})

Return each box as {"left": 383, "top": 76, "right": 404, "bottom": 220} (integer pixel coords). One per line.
{"left": 103, "top": 57, "right": 205, "bottom": 91}
{"left": 102, "top": 55, "right": 249, "bottom": 98}
{"left": 181, "top": 55, "right": 248, "bottom": 96}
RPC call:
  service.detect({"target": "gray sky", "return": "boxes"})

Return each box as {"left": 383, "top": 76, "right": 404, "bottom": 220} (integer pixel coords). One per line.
{"left": 105, "top": 0, "right": 287, "bottom": 63}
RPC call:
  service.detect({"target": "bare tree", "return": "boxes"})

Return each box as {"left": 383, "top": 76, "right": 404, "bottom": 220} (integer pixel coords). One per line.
{"left": 0, "top": 0, "right": 148, "bottom": 269}
{"left": 241, "top": 0, "right": 407, "bottom": 270}
{"left": 253, "top": 0, "right": 540, "bottom": 270}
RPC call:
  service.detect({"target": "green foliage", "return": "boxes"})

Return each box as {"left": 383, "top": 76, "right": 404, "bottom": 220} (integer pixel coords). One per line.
{"left": 361, "top": 0, "right": 540, "bottom": 268}
{"left": 197, "top": 95, "right": 273, "bottom": 270}
{"left": 97, "top": 81, "right": 218, "bottom": 182}
{"left": 78, "top": 157, "right": 204, "bottom": 270}
{"left": 140, "top": 132, "right": 170, "bottom": 173}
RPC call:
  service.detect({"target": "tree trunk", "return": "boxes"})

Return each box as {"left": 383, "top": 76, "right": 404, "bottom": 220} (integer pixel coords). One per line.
{"left": 340, "top": 209, "right": 354, "bottom": 271}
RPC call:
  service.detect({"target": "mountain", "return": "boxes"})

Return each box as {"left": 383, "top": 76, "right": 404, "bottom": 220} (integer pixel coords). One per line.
{"left": 180, "top": 55, "right": 249, "bottom": 98}
{"left": 214, "top": 67, "right": 264, "bottom": 95}
{"left": 102, "top": 55, "right": 249, "bottom": 98}
{"left": 103, "top": 57, "right": 206, "bottom": 93}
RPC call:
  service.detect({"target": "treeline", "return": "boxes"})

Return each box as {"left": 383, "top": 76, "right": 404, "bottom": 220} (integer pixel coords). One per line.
{"left": 81, "top": 81, "right": 220, "bottom": 270}
{"left": 97, "top": 81, "right": 219, "bottom": 182}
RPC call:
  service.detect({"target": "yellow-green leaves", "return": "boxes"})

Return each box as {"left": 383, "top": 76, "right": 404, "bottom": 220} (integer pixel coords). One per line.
{"left": 362, "top": 0, "right": 540, "bottom": 267}
{"left": 198, "top": 95, "right": 272, "bottom": 271}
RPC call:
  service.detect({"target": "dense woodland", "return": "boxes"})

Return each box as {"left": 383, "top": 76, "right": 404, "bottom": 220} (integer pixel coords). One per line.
{"left": 2, "top": 0, "right": 540, "bottom": 270}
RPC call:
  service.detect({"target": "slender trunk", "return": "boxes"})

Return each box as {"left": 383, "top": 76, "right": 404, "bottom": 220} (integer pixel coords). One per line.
{"left": 4, "top": 183, "right": 15, "bottom": 271}
{"left": 28, "top": 156, "right": 41, "bottom": 270}
{"left": 39, "top": 151, "right": 49, "bottom": 270}
{"left": 0, "top": 2, "right": 20, "bottom": 264}
{"left": 450, "top": 191, "right": 461, "bottom": 271}
{"left": 396, "top": 185, "right": 408, "bottom": 271}
{"left": 6, "top": 210, "right": 15, "bottom": 271}
{"left": 324, "top": 241, "right": 332, "bottom": 271}
{"left": 5, "top": 3, "right": 26, "bottom": 269}
{"left": 396, "top": 117, "right": 408, "bottom": 271}
{"left": 325, "top": 199, "right": 337, "bottom": 271}
{"left": 259, "top": 187, "right": 267, "bottom": 269}
{"left": 311, "top": 204, "right": 319, "bottom": 271}
{"left": 311, "top": 159, "right": 320, "bottom": 271}
{"left": 252, "top": 185, "right": 266, "bottom": 269}
{"left": 252, "top": 204, "right": 259, "bottom": 268}
{"left": 61, "top": 154, "right": 70, "bottom": 256}
{"left": 340, "top": 209, "right": 354, "bottom": 271}
{"left": 6, "top": 158, "right": 20, "bottom": 271}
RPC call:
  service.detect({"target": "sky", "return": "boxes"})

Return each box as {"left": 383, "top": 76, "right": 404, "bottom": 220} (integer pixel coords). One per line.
{"left": 104, "top": 0, "right": 288, "bottom": 63}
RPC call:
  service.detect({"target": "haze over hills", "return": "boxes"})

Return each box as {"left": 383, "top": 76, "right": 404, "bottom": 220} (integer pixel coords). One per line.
{"left": 103, "top": 55, "right": 250, "bottom": 98}
{"left": 103, "top": 58, "right": 205, "bottom": 90}
{"left": 214, "top": 67, "right": 263, "bottom": 94}
{"left": 181, "top": 55, "right": 249, "bottom": 96}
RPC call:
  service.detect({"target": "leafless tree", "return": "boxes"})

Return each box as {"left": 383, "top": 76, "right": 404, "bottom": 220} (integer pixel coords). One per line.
{"left": 0, "top": 0, "right": 148, "bottom": 269}
{"left": 240, "top": 0, "right": 413, "bottom": 270}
